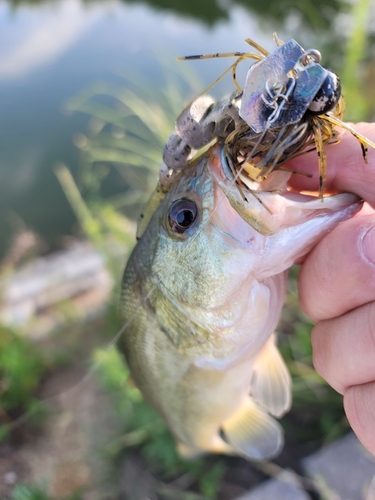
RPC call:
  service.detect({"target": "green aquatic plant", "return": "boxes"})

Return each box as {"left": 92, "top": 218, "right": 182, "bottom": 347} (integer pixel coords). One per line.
{"left": 60, "top": 63, "right": 204, "bottom": 277}
{"left": 65, "top": 62, "right": 203, "bottom": 209}
{"left": 0, "top": 326, "right": 46, "bottom": 439}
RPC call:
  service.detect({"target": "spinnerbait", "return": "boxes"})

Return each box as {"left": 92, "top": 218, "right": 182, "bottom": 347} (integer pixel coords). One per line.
{"left": 160, "top": 35, "right": 375, "bottom": 199}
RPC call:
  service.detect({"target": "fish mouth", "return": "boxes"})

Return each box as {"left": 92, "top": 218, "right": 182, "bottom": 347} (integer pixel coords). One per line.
{"left": 208, "top": 145, "right": 362, "bottom": 235}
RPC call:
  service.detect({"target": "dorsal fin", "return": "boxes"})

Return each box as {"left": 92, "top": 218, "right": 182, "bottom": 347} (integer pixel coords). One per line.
{"left": 136, "top": 183, "right": 167, "bottom": 240}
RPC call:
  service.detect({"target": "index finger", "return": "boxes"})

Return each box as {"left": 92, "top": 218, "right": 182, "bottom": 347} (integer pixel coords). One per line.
{"left": 286, "top": 122, "right": 375, "bottom": 207}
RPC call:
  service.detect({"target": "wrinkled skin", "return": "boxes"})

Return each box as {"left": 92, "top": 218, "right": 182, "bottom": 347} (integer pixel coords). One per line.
{"left": 120, "top": 146, "right": 361, "bottom": 459}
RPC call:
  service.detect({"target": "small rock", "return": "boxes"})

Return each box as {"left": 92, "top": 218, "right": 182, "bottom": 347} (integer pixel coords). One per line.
{"left": 302, "top": 432, "right": 375, "bottom": 500}
{"left": 51, "top": 460, "right": 90, "bottom": 498}
{"left": 3, "top": 471, "right": 17, "bottom": 485}
{"left": 236, "top": 469, "right": 310, "bottom": 500}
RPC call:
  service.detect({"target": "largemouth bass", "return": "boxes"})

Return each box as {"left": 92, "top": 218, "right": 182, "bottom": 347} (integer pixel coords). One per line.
{"left": 120, "top": 146, "right": 361, "bottom": 460}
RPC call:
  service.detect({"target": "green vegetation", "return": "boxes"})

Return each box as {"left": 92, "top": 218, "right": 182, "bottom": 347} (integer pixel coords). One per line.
{"left": 0, "top": 326, "right": 46, "bottom": 440}
{"left": 59, "top": 62, "right": 204, "bottom": 275}
{"left": 11, "top": 483, "right": 83, "bottom": 500}
{"left": 11, "top": 484, "right": 50, "bottom": 500}
{"left": 341, "top": 0, "right": 372, "bottom": 121}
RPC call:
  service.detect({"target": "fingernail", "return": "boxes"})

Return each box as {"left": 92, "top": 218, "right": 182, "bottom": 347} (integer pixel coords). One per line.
{"left": 361, "top": 225, "right": 375, "bottom": 265}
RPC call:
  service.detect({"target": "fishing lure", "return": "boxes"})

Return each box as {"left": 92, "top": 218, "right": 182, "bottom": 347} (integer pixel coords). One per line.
{"left": 161, "top": 34, "right": 375, "bottom": 199}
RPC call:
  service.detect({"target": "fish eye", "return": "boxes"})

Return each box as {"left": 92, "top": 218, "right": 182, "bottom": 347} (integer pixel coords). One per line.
{"left": 169, "top": 199, "right": 198, "bottom": 234}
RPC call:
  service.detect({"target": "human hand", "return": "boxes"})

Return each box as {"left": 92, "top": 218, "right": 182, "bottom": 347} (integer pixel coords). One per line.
{"left": 287, "top": 123, "right": 375, "bottom": 456}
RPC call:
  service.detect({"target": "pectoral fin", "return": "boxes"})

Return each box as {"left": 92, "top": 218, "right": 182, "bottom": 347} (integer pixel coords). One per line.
{"left": 154, "top": 283, "right": 208, "bottom": 348}
{"left": 221, "top": 398, "right": 283, "bottom": 460}
{"left": 251, "top": 334, "right": 291, "bottom": 418}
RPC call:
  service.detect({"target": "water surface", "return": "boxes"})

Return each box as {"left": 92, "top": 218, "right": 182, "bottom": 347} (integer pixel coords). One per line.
{"left": 0, "top": 0, "right": 373, "bottom": 257}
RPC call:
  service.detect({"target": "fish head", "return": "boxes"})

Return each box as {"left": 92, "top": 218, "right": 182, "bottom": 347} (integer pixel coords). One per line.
{"left": 148, "top": 145, "right": 361, "bottom": 292}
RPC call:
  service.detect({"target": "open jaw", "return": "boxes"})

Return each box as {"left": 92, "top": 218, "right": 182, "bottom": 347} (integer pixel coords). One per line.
{"left": 208, "top": 145, "right": 362, "bottom": 235}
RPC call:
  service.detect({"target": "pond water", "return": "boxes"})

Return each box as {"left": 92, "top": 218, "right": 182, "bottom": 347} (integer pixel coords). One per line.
{"left": 1, "top": 0, "right": 374, "bottom": 258}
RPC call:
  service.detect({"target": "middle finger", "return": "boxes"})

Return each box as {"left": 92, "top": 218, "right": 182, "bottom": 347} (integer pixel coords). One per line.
{"left": 312, "top": 301, "right": 375, "bottom": 394}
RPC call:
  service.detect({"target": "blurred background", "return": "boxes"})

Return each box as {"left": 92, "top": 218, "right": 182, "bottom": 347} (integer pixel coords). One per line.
{"left": 1, "top": 0, "right": 375, "bottom": 499}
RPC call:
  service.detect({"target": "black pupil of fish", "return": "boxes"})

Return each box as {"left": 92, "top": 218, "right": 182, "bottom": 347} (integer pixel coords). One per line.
{"left": 176, "top": 209, "right": 194, "bottom": 227}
